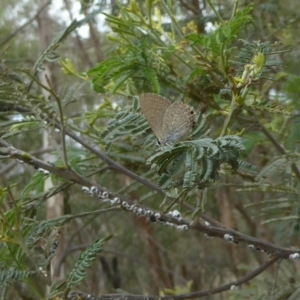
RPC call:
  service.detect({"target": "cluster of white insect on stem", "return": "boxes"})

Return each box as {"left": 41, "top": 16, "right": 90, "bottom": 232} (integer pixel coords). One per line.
{"left": 167, "top": 210, "right": 183, "bottom": 221}
{"left": 223, "top": 233, "right": 235, "bottom": 243}
{"left": 82, "top": 186, "right": 189, "bottom": 230}
{"left": 37, "top": 168, "right": 50, "bottom": 175}
{"left": 289, "top": 253, "right": 300, "bottom": 260}
{"left": 82, "top": 186, "right": 121, "bottom": 205}
{"left": 247, "top": 244, "right": 272, "bottom": 256}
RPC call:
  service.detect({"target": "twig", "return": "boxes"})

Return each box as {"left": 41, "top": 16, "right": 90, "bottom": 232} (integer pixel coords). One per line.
{"left": 69, "top": 255, "right": 280, "bottom": 299}
{"left": 1, "top": 139, "right": 300, "bottom": 258}
{"left": 171, "top": 255, "right": 280, "bottom": 299}
{"left": 0, "top": 147, "right": 55, "bottom": 176}
{"left": 64, "top": 127, "right": 164, "bottom": 195}
{"left": 249, "top": 111, "right": 300, "bottom": 182}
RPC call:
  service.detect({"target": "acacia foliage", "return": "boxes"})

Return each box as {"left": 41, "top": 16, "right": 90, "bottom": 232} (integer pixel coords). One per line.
{"left": 1, "top": 1, "right": 300, "bottom": 300}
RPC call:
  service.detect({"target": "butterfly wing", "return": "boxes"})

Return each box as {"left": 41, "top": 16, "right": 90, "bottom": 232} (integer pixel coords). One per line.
{"left": 139, "top": 93, "right": 171, "bottom": 141}
{"left": 161, "top": 102, "right": 195, "bottom": 145}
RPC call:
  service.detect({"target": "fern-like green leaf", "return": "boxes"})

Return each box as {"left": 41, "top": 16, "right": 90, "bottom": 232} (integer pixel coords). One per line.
{"left": 256, "top": 155, "right": 300, "bottom": 182}
{"left": 146, "top": 135, "right": 247, "bottom": 196}
{"left": 168, "top": 152, "right": 185, "bottom": 176}
{"left": 67, "top": 236, "right": 112, "bottom": 288}
{"left": 33, "top": 20, "right": 80, "bottom": 72}
{"left": 158, "top": 173, "right": 174, "bottom": 191}
{"left": 183, "top": 171, "right": 195, "bottom": 190}
{"left": 0, "top": 269, "right": 36, "bottom": 300}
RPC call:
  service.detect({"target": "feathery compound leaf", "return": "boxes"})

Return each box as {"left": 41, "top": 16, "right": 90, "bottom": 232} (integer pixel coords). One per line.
{"left": 101, "top": 113, "right": 143, "bottom": 140}
{"left": 168, "top": 152, "right": 186, "bottom": 176}
{"left": 190, "top": 113, "right": 208, "bottom": 139}
{"left": 236, "top": 40, "right": 284, "bottom": 78}
{"left": 0, "top": 269, "right": 36, "bottom": 300}
{"left": 112, "top": 71, "right": 135, "bottom": 93}
{"left": 256, "top": 154, "right": 300, "bottom": 182}
{"left": 88, "top": 57, "right": 122, "bottom": 78}
{"left": 186, "top": 5, "right": 252, "bottom": 56}
{"left": 185, "top": 147, "right": 198, "bottom": 171}
{"left": 147, "top": 135, "right": 246, "bottom": 197}
{"left": 0, "top": 269, "right": 36, "bottom": 284}
{"left": 33, "top": 20, "right": 80, "bottom": 72}
{"left": 200, "top": 157, "right": 215, "bottom": 182}
{"left": 158, "top": 173, "right": 174, "bottom": 191}
{"left": 238, "top": 160, "right": 259, "bottom": 175}
{"left": 183, "top": 170, "right": 197, "bottom": 190}
{"left": 67, "top": 236, "right": 112, "bottom": 288}
{"left": 149, "top": 145, "right": 189, "bottom": 174}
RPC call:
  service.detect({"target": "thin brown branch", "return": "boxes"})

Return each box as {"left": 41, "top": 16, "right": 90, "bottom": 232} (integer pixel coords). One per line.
{"left": 64, "top": 126, "right": 164, "bottom": 195}
{"left": 69, "top": 255, "right": 280, "bottom": 299}
{"left": 249, "top": 111, "right": 300, "bottom": 182}
{"left": 190, "top": 221, "right": 299, "bottom": 258}
{"left": 1, "top": 139, "right": 300, "bottom": 259}
{"left": 171, "top": 255, "right": 280, "bottom": 299}
{"left": 0, "top": 147, "right": 55, "bottom": 176}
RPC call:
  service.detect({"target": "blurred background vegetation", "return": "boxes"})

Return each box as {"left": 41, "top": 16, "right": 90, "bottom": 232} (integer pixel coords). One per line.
{"left": 1, "top": 0, "right": 300, "bottom": 299}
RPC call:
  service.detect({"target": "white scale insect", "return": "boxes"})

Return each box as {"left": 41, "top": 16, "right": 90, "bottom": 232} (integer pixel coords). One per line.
{"left": 139, "top": 93, "right": 196, "bottom": 146}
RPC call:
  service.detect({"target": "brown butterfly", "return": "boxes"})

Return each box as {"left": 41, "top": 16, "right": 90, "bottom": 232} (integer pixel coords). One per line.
{"left": 139, "top": 93, "right": 195, "bottom": 146}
